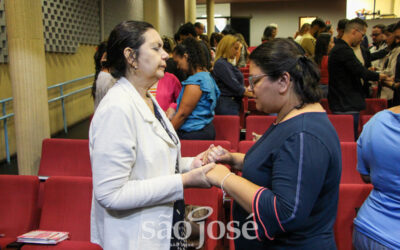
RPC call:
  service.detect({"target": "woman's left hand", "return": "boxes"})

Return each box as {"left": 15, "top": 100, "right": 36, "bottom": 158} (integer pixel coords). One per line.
{"left": 206, "top": 164, "right": 232, "bottom": 187}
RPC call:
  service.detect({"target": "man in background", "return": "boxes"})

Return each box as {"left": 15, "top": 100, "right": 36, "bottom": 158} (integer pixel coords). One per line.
{"left": 300, "top": 18, "right": 326, "bottom": 57}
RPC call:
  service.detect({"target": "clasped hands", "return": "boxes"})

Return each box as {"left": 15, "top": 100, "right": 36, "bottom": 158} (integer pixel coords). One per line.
{"left": 181, "top": 145, "right": 235, "bottom": 189}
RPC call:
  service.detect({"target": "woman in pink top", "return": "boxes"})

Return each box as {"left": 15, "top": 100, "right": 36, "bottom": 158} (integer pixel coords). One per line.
{"left": 314, "top": 33, "right": 334, "bottom": 98}
{"left": 149, "top": 72, "right": 182, "bottom": 119}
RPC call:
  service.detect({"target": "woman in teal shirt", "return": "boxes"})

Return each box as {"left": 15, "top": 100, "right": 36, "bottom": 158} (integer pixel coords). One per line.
{"left": 171, "top": 37, "right": 220, "bottom": 140}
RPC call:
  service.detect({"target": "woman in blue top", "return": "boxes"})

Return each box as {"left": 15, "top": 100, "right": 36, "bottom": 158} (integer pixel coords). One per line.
{"left": 171, "top": 37, "right": 220, "bottom": 140}
{"left": 353, "top": 105, "right": 400, "bottom": 250}
{"left": 204, "top": 39, "right": 342, "bottom": 249}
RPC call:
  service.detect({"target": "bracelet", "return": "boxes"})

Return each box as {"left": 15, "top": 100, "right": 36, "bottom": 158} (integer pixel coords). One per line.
{"left": 221, "top": 172, "right": 235, "bottom": 193}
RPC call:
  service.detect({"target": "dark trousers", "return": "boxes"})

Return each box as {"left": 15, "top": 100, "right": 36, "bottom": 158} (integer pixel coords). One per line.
{"left": 215, "top": 96, "right": 241, "bottom": 115}
{"left": 177, "top": 122, "right": 216, "bottom": 140}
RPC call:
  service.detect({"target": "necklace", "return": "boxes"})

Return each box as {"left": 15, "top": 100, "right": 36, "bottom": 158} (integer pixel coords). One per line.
{"left": 273, "top": 105, "right": 300, "bottom": 125}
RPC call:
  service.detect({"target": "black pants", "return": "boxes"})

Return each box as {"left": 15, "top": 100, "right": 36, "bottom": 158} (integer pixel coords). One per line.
{"left": 177, "top": 122, "right": 216, "bottom": 140}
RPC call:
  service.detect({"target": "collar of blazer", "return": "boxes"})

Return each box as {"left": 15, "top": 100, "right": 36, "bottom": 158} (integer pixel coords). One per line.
{"left": 118, "top": 77, "right": 180, "bottom": 148}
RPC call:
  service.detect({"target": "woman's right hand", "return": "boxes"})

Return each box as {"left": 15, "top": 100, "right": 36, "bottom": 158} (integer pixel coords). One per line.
{"left": 182, "top": 163, "right": 215, "bottom": 188}
{"left": 203, "top": 145, "right": 233, "bottom": 165}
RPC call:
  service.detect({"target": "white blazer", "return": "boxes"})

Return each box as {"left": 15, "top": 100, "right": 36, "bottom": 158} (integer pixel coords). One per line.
{"left": 89, "top": 77, "right": 193, "bottom": 250}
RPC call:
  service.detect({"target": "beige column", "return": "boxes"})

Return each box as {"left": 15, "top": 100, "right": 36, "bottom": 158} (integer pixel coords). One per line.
{"left": 144, "top": 0, "right": 160, "bottom": 31}
{"left": 5, "top": 0, "right": 50, "bottom": 175}
{"left": 206, "top": 0, "right": 215, "bottom": 37}
{"left": 184, "top": 0, "right": 196, "bottom": 23}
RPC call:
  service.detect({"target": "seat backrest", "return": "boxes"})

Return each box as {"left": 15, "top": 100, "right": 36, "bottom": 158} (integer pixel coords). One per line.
{"left": 38, "top": 138, "right": 92, "bottom": 177}
{"left": 213, "top": 116, "right": 240, "bottom": 151}
{"left": 238, "top": 141, "right": 256, "bottom": 154}
{"left": 358, "top": 115, "right": 373, "bottom": 135}
{"left": 320, "top": 98, "right": 332, "bottom": 114}
{"left": 180, "top": 140, "right": 231, "bottom": 157}
{"left": 245, "top": 116, "right": 276, "bottom": 140}
{"left": 184, "top": 187, "right": 223, "bottom": 250}
{"left": 334, "top": 184, "right": 372, "bottom": 250}
{"left": 340, "top": 142, "right": 364, "bottom": 184}
{"left": 327, "top": 115, "right": 354, "bottom": 142}
{"left": 0, "top": 175, "right": 40, "bottom": 237}
{"left": 360, "top": 98, "right": 387, "bottom": 116}
{"left": 39, "top": 176, "right": 93, "bottom": 241}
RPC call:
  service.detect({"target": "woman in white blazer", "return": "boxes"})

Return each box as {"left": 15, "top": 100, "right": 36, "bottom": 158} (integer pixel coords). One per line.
{"left": 89, "top": 21, "right": 215, "bottom": 250}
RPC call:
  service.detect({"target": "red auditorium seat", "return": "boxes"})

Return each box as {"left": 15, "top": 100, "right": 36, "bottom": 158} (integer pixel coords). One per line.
{"left": 238, "top": 141, "right": 256, "bottom": 154}
{"left": 245, "top": 115, "right": 276, "bottom": 140}
{"left": 248, "top": 46, "right": 257, "bottom": 53}
{"left": 180, "top": 140, "right": 232, "bottom": 157}
{"left": 22, "top": 176, "right": 101, "bottom": 249}
{"left": 358, "top": 115, "right": 373, "bottom": 135}
{"left": 213, "top": 116, "right": 240, "bottom": 151}
{"left": 327, "top": 115, "right": 354, "bottom": 142}
{"left": 247, "top": 98, "right": 267, "bottom": 115}
{"left": 239, "top": 67, "right": 249, "bottom": 74}
{"left": 0, "top": 175, "right": 40, "bottom": 249}
{"left": 360, "top": 98, "right": 387, "bottom": 116}
{"left": 334, "top": 184, "right": 372, "bottom": 250}
{"left": 184, "top": 187, "right": 224, "bottom": 250}
{"left": 38, "top": 138, "right": 92, "bottom": 177}
{"left": 340, "top": 142, "right": 364, "bottom": 184}
{"left": 320, "top": 98, "right": 332, "bottom": 114}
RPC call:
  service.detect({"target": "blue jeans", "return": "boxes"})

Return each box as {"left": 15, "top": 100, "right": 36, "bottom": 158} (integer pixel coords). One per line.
{"left": 353, "top": 228, "right": 391, "bottom": 250}
{"left": 215, "top": 96, "right": 241, "bottom": 115}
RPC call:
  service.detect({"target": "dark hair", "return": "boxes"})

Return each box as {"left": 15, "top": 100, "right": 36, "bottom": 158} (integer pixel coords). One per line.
{"left": 345, "top": 18, "right": 367, "bottom": 32}
{"left": 162, "top": 36, "right": 175, "bottom": 54}
{"left": 194, "top": 22, "right": 203, "bottom": 29}
{"left": 173, "top": 37, "right": 207, "bottom": 75}
{"left": 395, "top": 21, "right": 400, "bottom": 31}
{"left": 311, "top": 18, "right": 326, "bottom": 29}
{"left": 324, "top": 24, "right": 332, "bottom": 33}
{"left": 299, "top": 23, "right": 310, "bottom": 34}
{"left": 249, "top": 38, "right": 322, "bottom": 105}
{"left": 210, "top": 32, "right": 223, "bottom": 47}
{"left": 337, "top": 19, "right": 349, "bottom": 30}
{"left": 92, "top": 41, "right": 108, "bottom": 98}
{"left": 373, "top": 24, "right": 386, "bottom": 33}
{"left": 385, "top": 23, "right": 397, "bottom": 33}
{"left": 262, "top": 26, "right": 277, "bottom": 42}
{"left": 178, "top": 22, "right": 197, "bottom": 38}
{"left": 221, "top": 24, "right": 236, "bottom": 35}
{"left": 174, "top": 32, "right": 181, "bottom": 43}
{"left": 106, "top": 21, "right": 154, "bottom": 79}
{"left": 314, "top": 33, "right": 332, "bottom": 66}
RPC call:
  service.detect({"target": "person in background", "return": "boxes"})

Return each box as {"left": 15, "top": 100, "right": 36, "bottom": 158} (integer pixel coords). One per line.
{"left": 172, "top": 37, "right": 220, "bottom": 140}
{"left": 328, "top": 18, "right": 387, "bottom": 139}
{"left": 381, "top": 21, "right": 400, "bottom": 106}
{"left": 334, "top": 19, "right": 349, "bottom": 44}
{"left": 90, "top": 20, "right": 214, "bottom": 250}
{"left": 314, "top": 32, "right": 334, "bottom": 98}
{"left": 353, "top": 105, "right": 400, "bottom": 250}
{"left": 92, "top": 41, "right": 116, "bottom": 111}
{"left": 301, "top": 18, "right": 326, "bottom": 57}
{"left": 178, "top": 22, "right": 212, "bottom": 71}
{"left": 324, "top": 24, "right": 334, "bottom": 35}
{"left": 163, "top": 36, "right": 186, "bottom": 82}
{"left": 212, "top": 35, "right": 252, "bottom": 115}
{"left": 261, "top": 25, "right": 277, "bottom": 43}
{"left": 194, "top": 22, "right": 205, "bottom": 37}
{"left": 210, "top": 32, "right": 224, "bottom": 62}
{"left": 149, "top": 72, "right": 182, "bottom": 120}
{"left": 205, "top": 38, "right": 341, "bottom": 249}
{"left": 235, "top": 33, "right": 250, "bottom": 68}
{"left": 294, "top": 23, "right": 310, "bottom": 44}
{"left": 370, "top": 24, "right": 387, "bottom": 71}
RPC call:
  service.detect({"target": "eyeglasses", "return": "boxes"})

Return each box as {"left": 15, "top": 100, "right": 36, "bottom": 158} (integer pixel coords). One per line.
{"left": 355, "top": 29, "right": 366, "bottom": 38}
{"left": 248, "top": 74, "right": 268, "bottom": 90}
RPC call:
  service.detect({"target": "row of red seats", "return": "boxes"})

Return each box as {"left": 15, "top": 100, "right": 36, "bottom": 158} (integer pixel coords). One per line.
{"left": 38, "top": 138, "right": 364, "bottom": 185}
{"left": 0, "top": 175, "right": 101, "bottom": 249}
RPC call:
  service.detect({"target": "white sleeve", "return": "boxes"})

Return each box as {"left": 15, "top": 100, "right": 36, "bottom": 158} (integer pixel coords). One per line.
{"left": 179, "top": 157, "right": 194, "bottom": 173}
{"left": 90, "top": 103, "right": 183, "bottom": 210}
